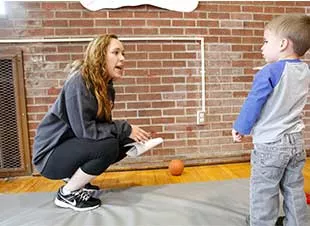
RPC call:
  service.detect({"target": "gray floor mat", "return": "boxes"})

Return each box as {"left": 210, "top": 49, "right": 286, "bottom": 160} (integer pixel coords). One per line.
{"left": 0, "top": 178, "right": 309, "bottom": 226}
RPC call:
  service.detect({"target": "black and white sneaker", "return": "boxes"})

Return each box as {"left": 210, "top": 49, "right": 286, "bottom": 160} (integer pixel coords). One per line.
{"left": 275, "top": 216, "right": 285, "bottom": 226}
{"left": 54, "top": 186, "right": 101, "bottom": 211}
{"left": 62, "top": 178, "right": 100, "bottom": 193}
{"left": 245, "top": 215, "right": 285, "bottom": 226}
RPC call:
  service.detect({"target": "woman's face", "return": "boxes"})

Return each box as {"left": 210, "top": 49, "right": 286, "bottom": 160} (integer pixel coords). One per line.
{"left": 106, "top": 38, "right": 125, "bottom": 80}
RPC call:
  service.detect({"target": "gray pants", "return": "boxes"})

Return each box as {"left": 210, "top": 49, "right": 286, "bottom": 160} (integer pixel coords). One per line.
{"left": 250, "top": 132, "right": 307, "bottom": 226}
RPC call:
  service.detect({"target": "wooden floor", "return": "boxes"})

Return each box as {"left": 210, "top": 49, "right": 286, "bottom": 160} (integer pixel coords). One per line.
{"left": 0, "top": 159, "right": 310, "bottom": 193}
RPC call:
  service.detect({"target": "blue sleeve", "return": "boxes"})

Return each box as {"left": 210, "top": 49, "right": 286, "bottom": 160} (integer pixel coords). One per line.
{"left": 233, "top": 63, "right": 284, "bottom": 135}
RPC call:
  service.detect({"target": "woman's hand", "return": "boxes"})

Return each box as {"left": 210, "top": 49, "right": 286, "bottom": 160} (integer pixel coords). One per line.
{"left": 129, "top": 125, "right": 151, "bottom": 143}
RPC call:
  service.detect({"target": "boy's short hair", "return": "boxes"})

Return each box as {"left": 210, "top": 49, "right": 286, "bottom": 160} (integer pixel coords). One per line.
{"left": 266, "top": 14, "right": 310, "bottom": 56}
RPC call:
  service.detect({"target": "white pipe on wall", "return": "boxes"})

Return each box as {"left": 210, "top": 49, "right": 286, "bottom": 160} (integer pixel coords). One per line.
{"left": 200, "top": 37, "right": 205, "bottom": 112}
{"left": 0, "top": 37, "right": 203, "bottom": 43}
{"left": 0, "top": 36, "right": 206, "bottom": 123}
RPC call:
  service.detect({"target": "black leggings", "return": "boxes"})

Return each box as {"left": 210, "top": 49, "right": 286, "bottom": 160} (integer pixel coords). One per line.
{"left": 41, "top": 137, "right": 134, "bottom": 180}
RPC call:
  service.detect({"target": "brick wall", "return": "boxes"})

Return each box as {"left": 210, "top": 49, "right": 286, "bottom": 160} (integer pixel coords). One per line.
{"left": 0, "top": 1, "right": 310, "bottom": 171}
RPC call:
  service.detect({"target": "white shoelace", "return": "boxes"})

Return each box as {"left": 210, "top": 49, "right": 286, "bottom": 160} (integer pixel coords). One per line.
{"left": 73, "top": 189, "right": 91, "bottom": 201}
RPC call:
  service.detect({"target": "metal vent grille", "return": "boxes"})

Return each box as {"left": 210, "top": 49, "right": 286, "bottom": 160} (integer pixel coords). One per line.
{"left": 0, "top": 59, "right": 22, "bottom": 169}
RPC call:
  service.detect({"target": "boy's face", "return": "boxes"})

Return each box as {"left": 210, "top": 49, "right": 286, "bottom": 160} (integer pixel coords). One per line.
{"left": 106, "top": 38, "right": 125, "bottom": 80}
{"left": 261, "top": 29, "right": 283, "bottom": 63}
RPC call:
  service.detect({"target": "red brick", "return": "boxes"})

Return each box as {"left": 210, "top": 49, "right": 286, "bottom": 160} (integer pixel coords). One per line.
{"left": 285, "top": 7, "right": 306, "bottom": 13}
{"left": 41, "top": 2, "right": 67, "bottom": 10}
{"left": 43, "top": 20, "right": 68, "bottom": 27}
{"left": 69, "top": 20, "right": 94, "bottom": 27}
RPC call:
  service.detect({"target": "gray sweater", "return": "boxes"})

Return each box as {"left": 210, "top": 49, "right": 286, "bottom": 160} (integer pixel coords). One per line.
{"left": 32, "top": 72, "right": 132, "bottom": 173}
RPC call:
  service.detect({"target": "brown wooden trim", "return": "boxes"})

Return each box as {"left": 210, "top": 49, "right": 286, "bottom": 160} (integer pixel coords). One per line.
{"left": 0, "top": 50, "right": 32, "bottom": 177}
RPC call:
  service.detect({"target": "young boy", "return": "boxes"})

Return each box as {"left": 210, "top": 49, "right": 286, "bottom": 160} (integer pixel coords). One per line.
{"left": 232, "top": 14, "right": 310, "bottom": 226}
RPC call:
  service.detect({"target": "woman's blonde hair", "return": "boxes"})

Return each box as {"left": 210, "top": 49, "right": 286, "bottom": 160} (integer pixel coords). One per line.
{"left": 266, "top": 14, "right": 310, "bottom": 56}
{"left": 67, "top": 34, "right": 119, "bottom": 121}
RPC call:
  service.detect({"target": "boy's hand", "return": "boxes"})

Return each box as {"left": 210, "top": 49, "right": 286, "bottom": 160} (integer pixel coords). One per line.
{"left": 232, "top": 128, "right": 243, "bottom": 143}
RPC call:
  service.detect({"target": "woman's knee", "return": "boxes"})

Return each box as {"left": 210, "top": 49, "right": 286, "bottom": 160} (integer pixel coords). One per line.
{"left": 82, "top": 139, "right": 120, "bottom": 174}
{"left": 81, "top": 154, "right": 116, "bottom": 175}
{"left": 100, "top": 138, "right": 120, "bottom": 161}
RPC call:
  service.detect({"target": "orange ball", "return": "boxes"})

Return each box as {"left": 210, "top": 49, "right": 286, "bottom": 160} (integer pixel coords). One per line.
{"left": 169, "top": 159, "right": 184, "bottom": 176}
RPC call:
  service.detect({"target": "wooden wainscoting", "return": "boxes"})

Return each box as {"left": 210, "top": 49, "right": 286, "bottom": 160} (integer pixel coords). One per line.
{"left": 0, "top": 160, "right": 309, "bottom": 193}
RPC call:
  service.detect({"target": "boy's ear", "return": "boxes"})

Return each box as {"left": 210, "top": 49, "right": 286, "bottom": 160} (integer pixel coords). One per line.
{"left": 280, "top": 38, "right": 289, "bottom": 51}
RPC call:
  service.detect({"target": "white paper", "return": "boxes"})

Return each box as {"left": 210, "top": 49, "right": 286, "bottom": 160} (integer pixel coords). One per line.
{"left": 80, "top": 0, "right": 199, "bottom": 12}
{"left": 125, "top": 137, "right": 163, "bottom": 157}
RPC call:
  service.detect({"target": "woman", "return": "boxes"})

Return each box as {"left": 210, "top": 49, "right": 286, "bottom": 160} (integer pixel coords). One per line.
{"left": 33, "top": 34, "right": 150, "bottom": 211}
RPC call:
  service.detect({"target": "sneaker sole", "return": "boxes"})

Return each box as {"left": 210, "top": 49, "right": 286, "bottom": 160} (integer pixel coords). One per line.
{"left": 54, "top": 198, "right": 100, "bottom": 212}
